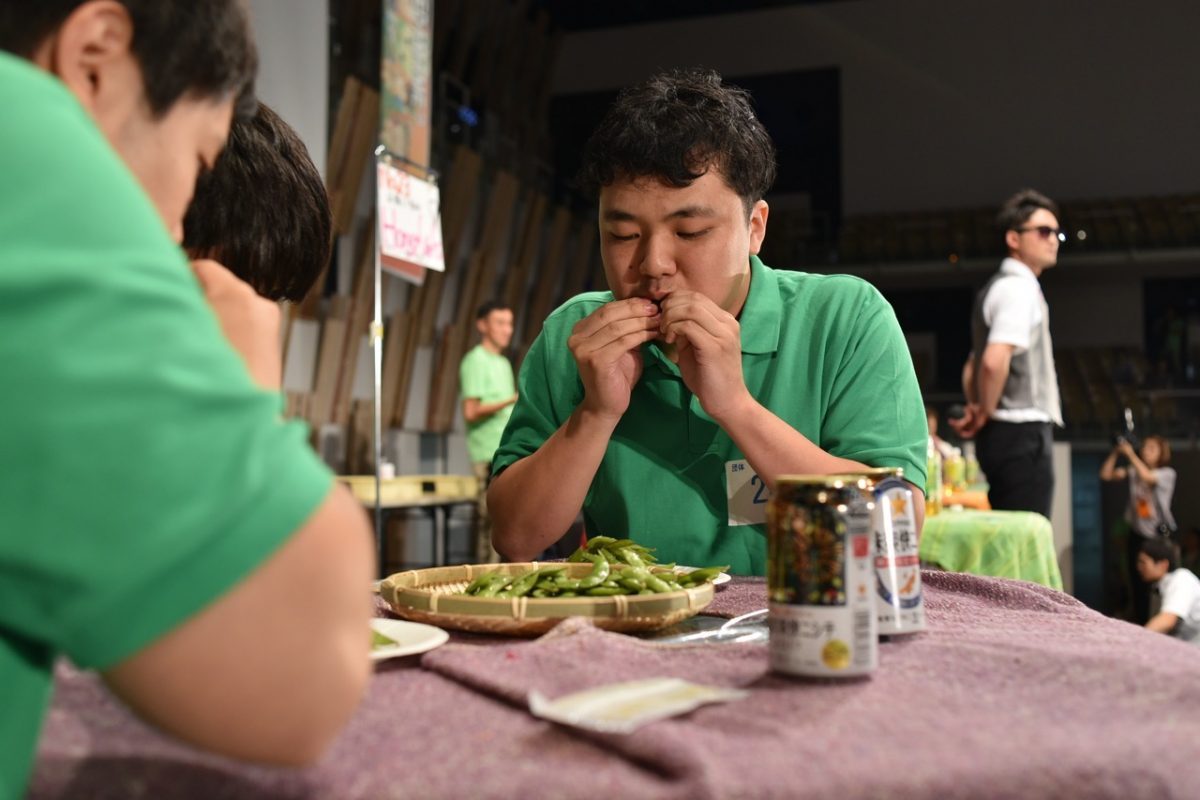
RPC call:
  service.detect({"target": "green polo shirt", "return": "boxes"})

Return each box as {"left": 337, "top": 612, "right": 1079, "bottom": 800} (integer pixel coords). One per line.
{"left": 0, "top": 54, "right": 333, "bottom": 797}
{"left": 493, "top": 256, "right": 927, "bottom": 575}
{"left": 459, "top": 344, "right": 516, "bottom": 463}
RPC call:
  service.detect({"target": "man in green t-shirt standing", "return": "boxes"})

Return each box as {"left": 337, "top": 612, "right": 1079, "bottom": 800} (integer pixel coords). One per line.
{"left": 459, "top": 300, "right": 518, "bottom": 562}
{"left": 0, "top": 3, "right": 373, "bottom": 796}
{"left": 489, "top": 69, "right": 928, "bottom": 575}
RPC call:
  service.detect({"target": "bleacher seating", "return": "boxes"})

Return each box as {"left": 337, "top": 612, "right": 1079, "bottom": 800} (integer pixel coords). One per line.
{"left": 1052, "top": 346, "right": 1195, "bottom": 440}
{"left": 795, "top": 193, "right": 1200, "bottom": 268}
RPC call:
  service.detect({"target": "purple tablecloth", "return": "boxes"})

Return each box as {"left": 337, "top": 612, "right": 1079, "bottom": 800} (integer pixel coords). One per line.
{"left": 29, "top": 573, "right": 1200, "bottom": 799}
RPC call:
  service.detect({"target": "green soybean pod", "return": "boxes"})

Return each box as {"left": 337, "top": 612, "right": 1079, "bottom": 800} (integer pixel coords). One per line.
{"left": 585, "top": 535, "right": 618, "bottom": 552}
{"left": 644, "top": 572, "right": 673, "bottom": 593}
{"left": 584, "top": 586, "right": 624, "bottom": 596}
{"left": 464, "top": 572, "right": 495, "bottom": 594}
{"left": 575, "top": 553, "right": 611, "bottom": 589}
{"left": 497, "top": 568, "right": 541, "bottom": 598}
{"left": 601, "top": 547, "right": 625, "bottom": 565}
{"left": 617, "top": 575, "right": 646, "bottom": 592}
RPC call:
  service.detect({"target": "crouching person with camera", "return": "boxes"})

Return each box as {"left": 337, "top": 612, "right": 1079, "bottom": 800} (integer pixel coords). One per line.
{"left": 1102, "top": 435, "right": 1177, "bottom": 623}
{"left": 1136, "top": 538, "right": 1200, "bottom": 645}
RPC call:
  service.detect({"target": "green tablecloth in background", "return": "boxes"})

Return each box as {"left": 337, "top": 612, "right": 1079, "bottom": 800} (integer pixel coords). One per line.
{"left": 920, "top": 509, "right": 1063, "bottom": 591}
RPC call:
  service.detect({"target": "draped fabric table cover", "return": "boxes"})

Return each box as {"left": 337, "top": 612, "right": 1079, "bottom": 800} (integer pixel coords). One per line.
{"left": 31, "top": 572, "right": 1200, "bottom": 799}
{"left": 920, "top": 509, "right": 1063, "bottom": 590}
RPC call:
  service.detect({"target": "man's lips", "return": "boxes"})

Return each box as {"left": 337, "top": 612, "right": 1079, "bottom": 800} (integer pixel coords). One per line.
{"left": 635, "top": 291, "right": 671, "bottom": 307}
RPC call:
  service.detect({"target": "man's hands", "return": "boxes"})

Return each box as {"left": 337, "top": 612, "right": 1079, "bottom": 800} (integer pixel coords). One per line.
{"left": 568, "top": 298, "right": 660, "bottom": 421}
{"left": 659, "top": 290, "right": 749, "bottom": 422}
{"left": 191, "top": 259, "right": 282, "bottom": 390}
{"left": 570, "top": 292, "right": 751, "bottom": 424}
{"left": 949, "top": 403, "right": 987, "bottom": 439}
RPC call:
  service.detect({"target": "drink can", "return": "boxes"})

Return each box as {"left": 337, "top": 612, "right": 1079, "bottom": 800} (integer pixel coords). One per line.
{"left": 767, "top": 475, "right": 877, "bottom": 678}
{"left": 855, "top": 468, "right": 926, "bottom": 636}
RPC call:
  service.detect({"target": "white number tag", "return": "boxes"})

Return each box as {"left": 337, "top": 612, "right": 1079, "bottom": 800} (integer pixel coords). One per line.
{"left": 726, "top": 459, "right": 770, "bottom": 526}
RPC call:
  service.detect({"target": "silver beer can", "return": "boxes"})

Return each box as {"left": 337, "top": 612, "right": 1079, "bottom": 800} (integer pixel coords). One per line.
{"left": 858, "top": 467, "right": 926, "bottom": 636}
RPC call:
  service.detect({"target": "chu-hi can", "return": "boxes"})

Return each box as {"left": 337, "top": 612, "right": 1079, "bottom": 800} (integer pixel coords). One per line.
{"left": 857, "top": 468, "right": 926, "bottom": 636}
{"left": 766, "top": 475, "right": 877, "bottom": 678}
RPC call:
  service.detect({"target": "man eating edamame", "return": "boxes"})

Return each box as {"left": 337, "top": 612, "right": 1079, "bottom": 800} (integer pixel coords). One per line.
{"left": 488, "top": 69, "right": 927, "bottom": 575}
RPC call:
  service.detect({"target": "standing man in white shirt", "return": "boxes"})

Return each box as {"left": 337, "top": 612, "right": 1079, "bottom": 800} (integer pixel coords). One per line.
{"left": 1137, "top": 538, "right": 1200, "bottom": 645}
{"left": 951, "top": 189, "right": 1065, "bottom": 518}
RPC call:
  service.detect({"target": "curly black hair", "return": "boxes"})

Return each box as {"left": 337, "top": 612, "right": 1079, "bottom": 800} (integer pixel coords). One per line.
{"left": 577, "top": 68, "right": 777, "bottom": 216}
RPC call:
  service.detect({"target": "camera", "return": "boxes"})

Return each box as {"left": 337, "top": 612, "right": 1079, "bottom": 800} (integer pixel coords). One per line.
{"left": 1112, "top": 407, "right": 1140, "bottom": 452}
{"left": 1113, "top": 432, "right": 1141, "bottom": 451}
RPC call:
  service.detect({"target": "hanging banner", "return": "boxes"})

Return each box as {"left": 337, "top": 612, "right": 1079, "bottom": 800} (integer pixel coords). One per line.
{"left": 381, "top": 0, "right": 433, "bottom": 168}
{"left": 377, "top": 158, "right": 444, "bottom": 284}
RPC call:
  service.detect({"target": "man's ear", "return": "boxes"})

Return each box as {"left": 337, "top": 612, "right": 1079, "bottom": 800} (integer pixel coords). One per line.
{"left": 1004, "top": 228, "right": 1021, "bottom": 254}
{"left": 33, "top": 1, "right": 138, "bottom": 118}
{"left": 748, "top": 199, "right": 769, "bottom": 256}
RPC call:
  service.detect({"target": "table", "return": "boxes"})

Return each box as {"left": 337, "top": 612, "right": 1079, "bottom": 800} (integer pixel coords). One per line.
{"left": 29, "top": 573, "right": 1200, "bottom": 799}
{"left": 339, "top": 474, "right": 478, "bottom": 570}
{"left": 920, "top": 509, "right": 1063, "bottom": 590}
{"left": 941, "top": 487, "right": 991, "bottom": 511}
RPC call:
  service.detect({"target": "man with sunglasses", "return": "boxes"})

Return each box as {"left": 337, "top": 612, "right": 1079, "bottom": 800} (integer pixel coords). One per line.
{"left": 950, "top": 189, "right": 1064, "bottom": 518}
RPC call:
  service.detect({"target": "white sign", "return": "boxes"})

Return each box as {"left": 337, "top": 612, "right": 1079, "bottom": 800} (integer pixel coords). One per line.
{"left": 726, "top": 459, "right": 771, "bottom": 526}
{"left": 377, "top": 159, "right": 444, "bottom": 282}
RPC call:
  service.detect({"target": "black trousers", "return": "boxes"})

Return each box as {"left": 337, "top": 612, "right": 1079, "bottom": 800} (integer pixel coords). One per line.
{"left": 976, "top": 420, "right": 1054, "bottom": 519}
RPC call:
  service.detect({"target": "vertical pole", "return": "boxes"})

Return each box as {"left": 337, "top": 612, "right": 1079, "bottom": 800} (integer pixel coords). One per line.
{"left": 372, "top": 208, "right": 385, "bottom": 573}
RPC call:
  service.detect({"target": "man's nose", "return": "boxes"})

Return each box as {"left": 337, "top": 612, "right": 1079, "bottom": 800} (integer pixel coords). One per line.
{"left": 637, "top": 234, "right": 674, "bottom": 278}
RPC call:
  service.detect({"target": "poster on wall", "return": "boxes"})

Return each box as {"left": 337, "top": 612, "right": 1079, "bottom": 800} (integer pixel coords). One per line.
{"left": 377, "top": 158, "right": 444, "bottom": 285}
{"left": 381, "top": 0, "right": 432, "bottom": 169}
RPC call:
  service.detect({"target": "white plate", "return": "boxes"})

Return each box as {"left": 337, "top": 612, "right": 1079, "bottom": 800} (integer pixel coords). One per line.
{"left": 370, "top": 618, "right": 449, "bottom": 661}
{"left": 677, "top": 567, "right": 732, "bottom": 586}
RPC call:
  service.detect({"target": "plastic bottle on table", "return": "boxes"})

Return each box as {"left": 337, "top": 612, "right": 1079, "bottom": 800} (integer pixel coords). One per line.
{"left": 963, "top": 440, "right": 980, "bottom": 486}
{"left": 944, "top": 446, "right": 966, "bottom": 493}
{"left": 925, "top": 437, "right": 943, "bottom": 517}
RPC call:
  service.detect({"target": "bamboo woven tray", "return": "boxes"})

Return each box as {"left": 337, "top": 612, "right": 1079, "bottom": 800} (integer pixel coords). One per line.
{"left": 379, "top": 562, "right": 716, "bottom": 636}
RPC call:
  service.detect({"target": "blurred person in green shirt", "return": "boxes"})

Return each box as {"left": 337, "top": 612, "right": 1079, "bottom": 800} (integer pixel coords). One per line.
{"left": 460, "top": 300, "right": 518, "bottom": 562}
{"left": 0, "top": 3, "right": 373, "bottom": 796}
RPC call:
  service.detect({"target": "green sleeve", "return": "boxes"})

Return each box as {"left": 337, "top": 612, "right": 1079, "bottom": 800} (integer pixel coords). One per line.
{"left": 0, "top": 252, "right": 335, "bottom": 671}
{"left": 821, "top": 282, "right": 928, "bottom": 490}
{"left": 459, "top": 349, "right": 484, "bottom": 400}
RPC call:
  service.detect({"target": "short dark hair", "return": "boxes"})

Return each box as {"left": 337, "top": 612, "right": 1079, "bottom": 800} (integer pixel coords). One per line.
{"left": 0, "top": 0, "right": 257, "bottom": 119}
{"left": 182, "top": 103, "right": 331, "bottom": 303}
{"left": 1141, "top": 537, "right": 1179, "bottom": 572}
{"left": 577, "top": 68, "right": 777, "bottom": 216}
{"left": 996, "top": 188, "right": 1060, "bottom": 234}
{"left": 476, "top": 300, "right": 511, "bottom": 321}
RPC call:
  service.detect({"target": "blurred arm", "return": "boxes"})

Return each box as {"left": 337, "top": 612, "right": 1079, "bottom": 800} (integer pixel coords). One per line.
{"left": 102, "top": 484, "right": 375, "bottom": 766}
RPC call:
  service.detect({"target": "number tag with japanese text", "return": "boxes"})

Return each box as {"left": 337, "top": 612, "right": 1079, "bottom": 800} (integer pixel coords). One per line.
{"left": 726, "top": 459, "right": 771, "bottom": 526}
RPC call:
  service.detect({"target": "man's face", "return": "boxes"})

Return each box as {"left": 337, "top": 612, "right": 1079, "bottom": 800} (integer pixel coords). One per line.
{"left": 478, "top": 309, "right": 514, "bottom": 350}
{"left": 598, "top": 169, "right": 768, "bottom": 318}
{"left": 1136, "top": 552, "right": 1169, "bottom": 582}
{"left": 109, "top": 95, "right": 234, "bottom": 243}
{"left": 1009, "top": 208, "right": 1061, "bottom": 273}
